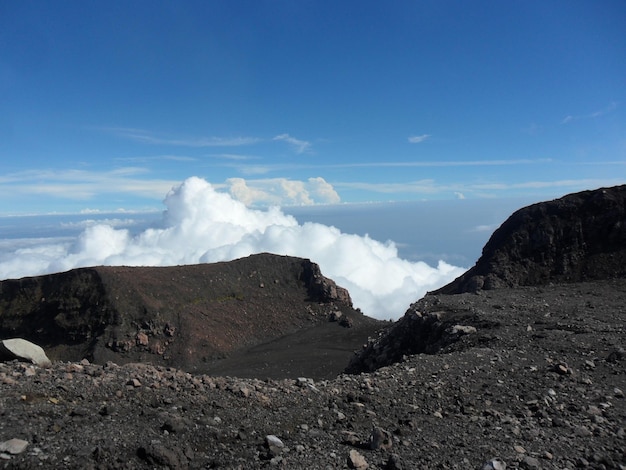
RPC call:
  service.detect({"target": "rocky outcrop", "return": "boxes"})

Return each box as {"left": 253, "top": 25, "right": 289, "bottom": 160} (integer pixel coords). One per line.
{"left": 435, "top": 185, "right": 626, "bottom": 294}
{"left": 0, "top": 253, "right": 365, "bottom": 374}
{"left": 345, "top": 294, "right": 493, "bottom": 374}
{"left": 301, "top": 259, "right": 352, "bottom": 305}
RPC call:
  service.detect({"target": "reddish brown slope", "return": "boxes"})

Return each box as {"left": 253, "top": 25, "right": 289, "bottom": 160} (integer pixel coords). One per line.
{"left": 0, "top": 253, "right": 383, "bottom": 378}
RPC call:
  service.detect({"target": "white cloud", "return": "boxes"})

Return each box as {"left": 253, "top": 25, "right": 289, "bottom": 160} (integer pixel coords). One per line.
{"left": 336, "top": 177, "right": 626, "bottom": 198}
{"left": 469, "top": 224, "right": 497, "bottom": 233}
{"left": 237, "top": 165, "right": 273, "bottom": 175}
{"left": 336, "top": 159, "right": 552, "bottom": 168}
{"left": 0, "top": 169, "right": 340, "bottom": 212}
{"left": 115, "top": 155, "right": 198, "bottom": 163}
{"left": 60, "top": 218, "right": 141, "bottom": 229}
{"left": 0, "top": 169, "right": 178, "bottom": 201}
{"left": 0, "top": 177, "right": 465, "bottom": 320}
{"left": 198, "top": 158, "right": 555, "bottom": 176}
{"left": 273, "top": 133, "right": 312, "bottom": 154}
{"left": 209, "top": 153, "right": 259, "bottom": 161}
{"left": 307, "top": 177, "right": 341, "bottom": 204}
{"left": 561, "top": 101, "right": 618, "bottom": 124}
{"left": 226, "top": 178, "right": 273, "bottom": 206}
{"left": 408, "top": 134, "right": 431, "bottom": 143}
{"left": 104, "top": 127, "right": 260, "bottom": 147}
{"left": 336, "top": 179, "right": 441, "bottom": 194}
{"left": 226, "top": 177, "right": 340, "bottom": 206}
{"left": 471, "top": 178, "right": 625, "bottom": 191}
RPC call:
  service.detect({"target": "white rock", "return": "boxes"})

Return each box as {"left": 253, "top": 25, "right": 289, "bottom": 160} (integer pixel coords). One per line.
{"left": 0, "top": 339, "right": 51, "bottom": 367}
{"left": 265, "top": 435, "right": 284, "bottom": 448}
{"left": 0, "top": 439, "right": 28, "bottom": 455}
{"left": 451, "top": 325, "right": 477, "bottom": 335}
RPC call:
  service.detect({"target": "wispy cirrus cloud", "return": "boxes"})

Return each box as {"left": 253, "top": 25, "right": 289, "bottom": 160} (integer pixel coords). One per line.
{"left": 325, "top": 158, "right": 553, "bottom": 169}
{"left": 208, "top": 153, "right": 260, "bottom": 161}
{"left": 221, "top": 158, "right": 556, "bottom": 175}
{"left": 561, "top": 101, "right": 618, "bottom": 124}
{"left": 470, "top": 224, "right": 497, "bottom": 232}
{"left": 470, "top": 178, "right": 626, "bottom": 191}
{"left": 335, "top": 177, "right": 626, "bottom": 196}
{"left": 0, "top": 168, "right": 178, "bottom": 202}
{"left": 408, "top": 134, "right": 431, "bottom": 143}
{"left": 273, "top": 133, "right": 312, "bottom": 154}
{"left": 336, "top": 179, "right": 442, "bottom": 194}
{"left": 115, "top": 155, "right": 198, "bottom": 163}
{"left": 102, "top": 127, "right": 260, "bottom": 147}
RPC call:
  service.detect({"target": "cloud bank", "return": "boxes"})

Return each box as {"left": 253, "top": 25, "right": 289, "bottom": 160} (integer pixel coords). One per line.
{"left": 0, "top": 177, "right": 465, "bottom": 320}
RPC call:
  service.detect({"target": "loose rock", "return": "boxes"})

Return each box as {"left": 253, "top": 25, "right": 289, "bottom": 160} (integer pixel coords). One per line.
{"left": 348, "top": 449, "right": 368, "bottom": 469}
{"left": 0, "top": 439, "right": 28, "bottom": 455}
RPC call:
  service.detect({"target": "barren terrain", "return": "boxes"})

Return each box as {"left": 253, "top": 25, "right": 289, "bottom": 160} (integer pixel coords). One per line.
{"left": 1, "top": 185, "right": 626, "bottom": 468}
{"left": 1, "top": 279, "right": 625, "bottom": 469}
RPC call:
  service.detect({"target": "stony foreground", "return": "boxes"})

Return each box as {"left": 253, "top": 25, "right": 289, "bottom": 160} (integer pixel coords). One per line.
{"left": 1, "top": 280, "right": 625, "bottom": 469}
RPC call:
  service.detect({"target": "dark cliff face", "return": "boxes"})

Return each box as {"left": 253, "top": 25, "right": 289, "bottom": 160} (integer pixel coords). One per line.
{"left": 0, "top": 269, "right": 115, "bottom": 359}
{"left": 0, "top": 253, "right": 358, "bottom": 372}
{"left": 434, "top": 185, "right": 626, "bottom": 294}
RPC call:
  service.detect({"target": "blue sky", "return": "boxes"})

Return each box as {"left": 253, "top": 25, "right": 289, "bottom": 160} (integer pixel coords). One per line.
{"left": 1, "top": 0, "right": 625, "bottom": 215}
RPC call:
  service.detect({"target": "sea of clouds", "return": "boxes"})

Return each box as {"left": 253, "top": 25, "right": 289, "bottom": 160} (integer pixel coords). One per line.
{"left": 0, "top": 177, "right": 467, "bottom": 320}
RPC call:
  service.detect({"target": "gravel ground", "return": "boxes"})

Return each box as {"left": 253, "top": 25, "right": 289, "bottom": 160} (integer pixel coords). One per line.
{"left": 1, "top": 279, "right": 625, "bottom": 469}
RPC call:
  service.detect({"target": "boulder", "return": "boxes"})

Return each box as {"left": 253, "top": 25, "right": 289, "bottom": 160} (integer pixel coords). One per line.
{"left": 0, "top": 338, "right": 52, "bottom": 367}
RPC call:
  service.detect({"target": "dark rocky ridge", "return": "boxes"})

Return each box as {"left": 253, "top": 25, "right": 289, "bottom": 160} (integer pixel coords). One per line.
{"left": 434, "top": 185, "right": 626, "bottom": 294}
{"left": 347, "top": 184, "right": 626, "bottom": 374}
{"left": 0, "top": 253, "right": 383, "bottom": 379}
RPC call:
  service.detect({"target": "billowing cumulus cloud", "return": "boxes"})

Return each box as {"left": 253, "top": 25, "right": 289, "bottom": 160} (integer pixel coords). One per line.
{"left": 226, "top": 177, "right": 340, "bottom": 206}
{"left": 0, "top": 177, "right": 465, "bottom": 320}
